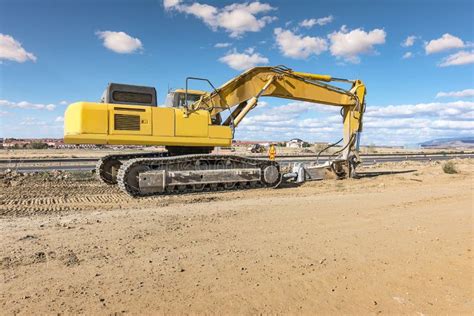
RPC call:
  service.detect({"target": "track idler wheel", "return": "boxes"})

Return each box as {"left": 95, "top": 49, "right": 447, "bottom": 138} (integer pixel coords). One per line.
{"left": 263, "top": 165, "right": 281, "bottom": 187}
{"left": 96, "top": 158, "right": 122, "bottom": 185}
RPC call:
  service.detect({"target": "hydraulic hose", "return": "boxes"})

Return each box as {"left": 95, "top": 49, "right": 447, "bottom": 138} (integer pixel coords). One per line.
{"left": 316, "top": 138, "right": 343, "bottom": 164}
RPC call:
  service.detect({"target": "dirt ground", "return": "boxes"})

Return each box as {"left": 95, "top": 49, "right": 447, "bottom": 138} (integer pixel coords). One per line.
{"left": 1, "top": 159, "right": 473, "bottom": 314}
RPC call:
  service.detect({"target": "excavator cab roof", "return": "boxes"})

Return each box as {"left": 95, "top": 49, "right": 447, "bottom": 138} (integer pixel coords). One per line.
{"left": 172, "top": 89, "right": 206, "bottom": 95}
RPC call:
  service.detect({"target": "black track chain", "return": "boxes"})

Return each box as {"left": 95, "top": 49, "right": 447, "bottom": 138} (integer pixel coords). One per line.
{"left": 96, "top": 151, "right": 167, "bottom": 185}
{"left": 117, "top": 154, "right": 281, "bottom": 197}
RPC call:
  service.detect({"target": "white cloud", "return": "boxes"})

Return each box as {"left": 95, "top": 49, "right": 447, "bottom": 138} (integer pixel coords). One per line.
{"left": 436, "top": 89, "right": 474, "bottom": 98}
{"left": 164, "top": 1, "right": 276, "bottom": 38}
{"left": 235, "top": 99, "right": 474, "bottom": 145}
{"left": 402, "top": 52, "right": 413, "bottom": 59}
{"left": 238, "top": 100, "right": 343, "bottom": 139}
{"left": 219, "top": 48, "right": 268, "bottom": 70}
{"left": 0, "top": 33, "right": 37, "bottom": 63}
{"left": 214, "top": 42, "right": 231, "bottom": 48}
{"left": 0, "top": 110, "right": 8, "bottom": 116}
{"left": 55, "top": 116, "right": 64, "bottom": 122}
{"left": 59, "top": 100, "right": 69, "bottom": 105}
{"left": 366, "top": 101, "right": 474, "bottom": 118}
{"left": 163, "top": 0, "right": 181, "bottom": 9}
{"left": 299, "top": 15, "right": 333, "bottom": 28}
{"left": 274, "top": 28, "right": 327, "bottom": 59}
{"left": 276, "top": 101, "right": 340, "bottom": 114}
{"left": 438, "top": 50, "right": 474, "bottom": 67}
{"left": 364, "top": 117, "right": 474, "bottom": 130}
{"left": 20, "top": 117, "right": 48, "bottom": 126}
{"left": 425, "top": 33, "right": 464, "bottom": 54}
{"left": 0, "top": 99, "right": 56, "bottom": 111}
{"left": 401, "top": 35, "right": 416, "bottom": 47}
{"left": 96, "top": 31, "right": 143, "bottom": 54}
{"left": 328, "top": 26, "right": 386, "bottom": 63}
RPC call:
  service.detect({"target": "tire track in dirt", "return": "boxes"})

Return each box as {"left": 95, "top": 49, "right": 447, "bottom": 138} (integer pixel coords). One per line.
{"left": 0, "top": 172, "right": 229, "bottom": 217}
{"left": 0, "top": 173, "right": 158, "bottom": 217}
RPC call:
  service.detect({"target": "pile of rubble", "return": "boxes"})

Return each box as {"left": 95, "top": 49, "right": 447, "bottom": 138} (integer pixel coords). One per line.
{"left": 0, "top": 169, "right": 71, "bottom": 186}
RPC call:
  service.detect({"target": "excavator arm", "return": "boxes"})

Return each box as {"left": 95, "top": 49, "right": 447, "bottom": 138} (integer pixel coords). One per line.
{"left": 189, "top": 66, "right": 366, "bottom": 163}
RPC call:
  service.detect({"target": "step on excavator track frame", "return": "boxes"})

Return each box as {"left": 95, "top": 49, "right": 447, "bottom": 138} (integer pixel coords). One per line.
{"left": 96, "top": 152, "right": 167, "bottom": 184}
{"left": 117, "top": 154, "right": 282, "bottom": 197}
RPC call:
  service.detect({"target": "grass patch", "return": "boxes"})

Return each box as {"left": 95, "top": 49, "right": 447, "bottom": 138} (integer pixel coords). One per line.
{"left": 442, "top": 161, "right": 458, "bottom": 174}
{"left": 67, "top": 170, "right": 95, "bottom": 181}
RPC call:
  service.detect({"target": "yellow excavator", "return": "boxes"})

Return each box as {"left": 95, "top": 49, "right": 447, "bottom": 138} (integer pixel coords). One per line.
{"left": 64, "top": 66, "right": 366, "bottom": 196}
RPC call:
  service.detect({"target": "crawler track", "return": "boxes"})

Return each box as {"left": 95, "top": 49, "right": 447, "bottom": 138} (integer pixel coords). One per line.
{"left": 117, "top": 154, "right": 282, "bottom": 197}
{"left": 96, "top": 152, "right": 167, "bottom": 184}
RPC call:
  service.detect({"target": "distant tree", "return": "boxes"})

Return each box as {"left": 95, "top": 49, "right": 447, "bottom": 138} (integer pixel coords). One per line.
{"left": 29, "top": 142, "right": 48, "bottom": 149}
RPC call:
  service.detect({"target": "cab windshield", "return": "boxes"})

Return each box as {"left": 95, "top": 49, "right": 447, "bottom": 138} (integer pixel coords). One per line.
{"left": 165, "top": 92, "right": 203, "bottom": 108}
{"left": 177, "top": 93, "right": 202, "bottom": 107}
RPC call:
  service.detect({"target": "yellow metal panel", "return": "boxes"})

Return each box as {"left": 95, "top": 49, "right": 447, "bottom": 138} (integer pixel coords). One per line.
{"left": 64, "top": 102, "right": 232, "bottom": 147}
{"left": 152, "top": 107, "right": 175, "bottom": 136}
{"left": 173, "top": 89, "right": 206, "bottom": 95}
{"left": 64, "top": 102, "right": 108, "bottom": 136}
{"left": 64, "top": 134, "right": 107, "bottom": 144}
{"left": 175, "top": 109, "right": 209, "bottom": 137}
{"left": 108, "top": 104, "right": 152, "bottom": 135}
{"left": 82, "top": 103, "right": 108, "bottom": 134}
{"left": 65, "top": 132, "right": 230, "bottom": 147}
{"left": 208, "top": 125, "right": 232, "bottom": 139}
{"left": 293, "top": 71, "right": 332, "bottom": 82}
{"left": 64, "top": 102, "right": 82, "bottom": 136}
{"left": 106, "top": 134, "right": 231, "bottom": 147}
{"left": 343, "top": 82, "right": 366, "bottom": 152}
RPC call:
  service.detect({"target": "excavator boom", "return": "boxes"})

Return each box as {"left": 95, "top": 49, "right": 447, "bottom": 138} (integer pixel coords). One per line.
{"left": 189, "top": 66, "right": 366, "bottom": 160}
{"left": 193, "top": 66, "right": 361, "bottom": 115}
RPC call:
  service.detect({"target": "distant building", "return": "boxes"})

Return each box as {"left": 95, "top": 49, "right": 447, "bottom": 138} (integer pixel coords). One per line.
{"left": 286, "top": 138, "right": 306, "bottom": 148}
{"left": 233, "top": 140, "right": 275, "bottom": 147}
{"left": 2, "top": 138, "right": 30, "bottom": 148}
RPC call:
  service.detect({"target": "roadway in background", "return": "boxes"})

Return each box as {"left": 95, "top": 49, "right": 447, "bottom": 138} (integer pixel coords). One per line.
{"left": 1, "top": 152, "right": 472, "bottom": 173}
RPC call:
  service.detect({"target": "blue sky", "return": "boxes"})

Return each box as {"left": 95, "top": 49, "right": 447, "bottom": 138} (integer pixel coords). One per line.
{"left": 0, "top": 0, "right": 473, "bottom": 145}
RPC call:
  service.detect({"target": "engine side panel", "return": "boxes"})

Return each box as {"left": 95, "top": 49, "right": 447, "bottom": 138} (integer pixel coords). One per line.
{"left": 64, "top": 102, "right": 232, "bottom": 147}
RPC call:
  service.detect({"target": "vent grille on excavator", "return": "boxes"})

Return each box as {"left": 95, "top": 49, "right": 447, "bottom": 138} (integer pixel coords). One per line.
{"left": 114, "top": 114, "right": 140, "bottom": 131}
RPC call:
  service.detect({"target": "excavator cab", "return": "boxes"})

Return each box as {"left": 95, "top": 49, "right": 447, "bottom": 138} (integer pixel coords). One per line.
{"left": 164, "top": 89, "right": 206, "bottom": 108}
{"left": 100, "top": 83, "right": 206, "bottom": 109}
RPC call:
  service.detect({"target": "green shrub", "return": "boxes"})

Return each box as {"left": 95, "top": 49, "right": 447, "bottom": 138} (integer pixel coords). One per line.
{"left": 442, "top": 161, "right": 458, "bottom": 174}
{"left": 29, "top": 142, "right": 48, "bottom": 149}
